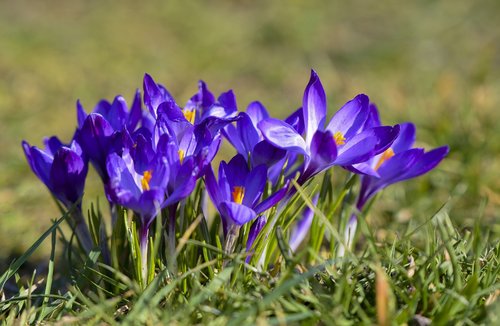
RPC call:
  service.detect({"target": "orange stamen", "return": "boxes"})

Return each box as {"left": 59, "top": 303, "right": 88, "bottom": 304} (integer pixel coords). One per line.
{"left": 141, "top": 170, "right": 153, "bottom": 191}
{"left": 232, "top": 186, "right": 245, "bottom": 204}
{"left": 374, "top": 148, "right": 395, "bottom": 171}
{"left": 334, "top": 131, "right": 346, "bottom": 145}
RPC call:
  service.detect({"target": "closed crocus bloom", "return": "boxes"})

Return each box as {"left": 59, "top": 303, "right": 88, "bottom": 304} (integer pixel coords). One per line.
{"left": 259, "top": 70, "right": 400, "bottom": 184}
{"left": 22, "top": 138, "right": 93, "bottom": 253}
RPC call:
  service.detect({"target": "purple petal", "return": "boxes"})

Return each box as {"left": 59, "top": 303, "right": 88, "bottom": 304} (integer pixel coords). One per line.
{"left": 76, "top": 100, "right": 87, "bottom": 129}
{"left": 238, "top": 112, "right": 260, "bottom": 154}
{"left": 127, "top": 89, "right": 142, "bottom": 131}
{"left": 326, "top": 94, "right": 370, "bottom": 139}
{"left": 22, "top": 142, "right": 53, "bottom": 190}
{"left": 307, "top": 129, "right": 338, "bottom": 174}
{"left": 50, "top": 147, "right": 88, "bottom": 205}
{"left": 220, "top": 201, "right": 257, "bottom": 226}
{"left": 204, "top": 164, "right": 222, "bottom": 206}
{"left": 223, "top": 123, "right": 246, "bottom": 156}
{"left": 251, "top": 140, "right": 286, "bottom": 168}
{"left": 402, "top": 146, "right": 449, "bottom": 180}
{"left": 246, "top": 216, "right": 267, "bottom": 260}
{"left": 334, "top": 133, "right": 378, "bottom": 166}
{"left": 391, "top": 122, "right": 416, "bottom": 153}
{"left": 303, "top": 70, "right": 326, "bottom": 145}
{"left": 363, "top": 103, "right": 381, "bottom": 129}
{"left": 224, "top": 154, "right": 250, "bottom": 189}
{"left": 138, "top": 189, "right": 164, "bottom": 228}
{"left": 285, "top": 107, "right": 305, "bottom": 134}
{"left": 246, "top": 101, "right": 269, "bottom": 127}
{"left": 43, "top": 136, "right": 64, "bottom": 156}
{"left": 243, "top": 164, "right": 267, "bottom": 207}
{"left": 259, "top": 118, "right": 307, "bottom": 155}
{"left": 254, "top": 185, "right": 288, "bottom": 214}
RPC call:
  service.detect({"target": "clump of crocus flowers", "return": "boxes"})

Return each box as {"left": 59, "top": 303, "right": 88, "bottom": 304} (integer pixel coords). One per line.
{"left": 23, "top": 70, "right": 448, "bottom": 286}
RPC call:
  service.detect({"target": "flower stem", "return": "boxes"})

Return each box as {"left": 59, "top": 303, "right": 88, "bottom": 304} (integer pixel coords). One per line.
{"left": 337, "top": 213, "right": 358, "bottom": 257}
{"left": 139, "top": 225, "right": 149, "bottom": 287}
{"left": 167, "top": 205, "right": 178, "bottom": 275}
{"left": 71, "top": 209, "right": 93, "bottom": 254}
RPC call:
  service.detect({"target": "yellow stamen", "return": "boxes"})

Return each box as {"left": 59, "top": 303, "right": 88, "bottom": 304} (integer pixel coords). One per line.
{"left": 334, "top": 131, "right": 346, "bottom": 146}
{"left": 183, "top": 109, "right": 196, "bottom": 124}
{"left": 374, "top": 148, "right": 395, "bottom": 171}
{"left": 141, "top": 170, "right": 153, "bottom": 191}
{"left": 232, "top": 186, "right": 245, "bottom": 205}
{"left": 178, "top": 149, "right": 185, "bottom": 164}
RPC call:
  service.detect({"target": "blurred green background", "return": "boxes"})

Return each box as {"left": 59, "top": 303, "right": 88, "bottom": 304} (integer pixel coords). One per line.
{"left": 1, "top": 0, "right": 499, "bottom": 264}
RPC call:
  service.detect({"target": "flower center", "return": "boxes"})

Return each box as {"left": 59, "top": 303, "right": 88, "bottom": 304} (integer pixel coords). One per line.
{"left": 178, "top": 149, "right": 185, "bottom": 164}
{"left": 183, "top": 109, "right": 196, "bottom": 124}
{"left": 374, "top": 148, "right": 395, "bottom": 171}
{"left": 333, "top": 131, "right": 346, "bottom": 146}
{"left": 141, "top": 170, "right": 153, "bottom": 191}
{"left": 232, "top": 186, "right": 245, "bottom": 204}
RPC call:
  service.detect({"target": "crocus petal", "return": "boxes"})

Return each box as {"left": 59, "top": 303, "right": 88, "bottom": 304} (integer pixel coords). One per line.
{"left": 326, "top": 94, "right": 370, "bottom": 139}
{"left": 391, "top": 122, "right": 416, "bottom": 153}
{"left": 23, "top": 142, "right": 53, "bottom": 189}
{"left": 149, "top": 156, "right": 170, "bottom": 190}
{"left": 220, "top": 201, "right": 257, "bottom": 226}
{"left": 334, "top": 133, "right": 378, "bottom": 166}
{"left": 238, "top": 112, "right": 260, "bottom": 154}
{"left": 285, "top": 107, "right": 305, "bottom": 134}
{"left": 224, "top": 154, "right": 250, "bottom": 190}
{"left": 78, "top": 113, "right": 115, "bottom": 180}
{"left": 251, "top": 140, "right": 286, "bottom": 168}
{"left": 43, "top": 136, "right": 64, "bottom": 156}
{"left": 259, "top": 118, "right": 307, "bottom": 155}
{"left": 223, "top": 123, "right": 246, "bottom": 156}
{"left": 163, "top": 158, "right": 197, "bottom": 207}
{"left": 106, "top": 152, "right": 142, "bottom": 203}
{"left": 138, "top": 188, "right": 164, "bottom": 228}
{"left": 204, "top": 164, "right": 222, "bottom": 206}
{"left": 246, "top": 101, "right": 269, "bottom": 127}
{"left": 143, "top": 73, "right": 174, "bottom": 117}
{"left": 254, "top": 185, "right": 288, "bottom": 214}
{"left": 246, "top": 216, "right": 267, "bottom": 260}
{"left": 243, "top": 164, "right": 267, "bottom": 207}
{"left": 376, "top": 148, "right": 424, "bottom": 182}
{"left": 76, "top": 100, "right": 87, "bottom": 129}
{"left": 363, "top": 103, "right": 382, "bottom": 129}
{"left": 127, "top": 89, "right": 142, "bottom": 131}
{"left": 401, "top": 146, "right": 449, "bottom": 181}
{"left": 50, "top": 147, "right": 88, "bottom": 205}
{"left": 303, "top": 69, "right": 327, "bottom": 146}
{"left": 307, "top": 129, "right": 338, "bottom": 175}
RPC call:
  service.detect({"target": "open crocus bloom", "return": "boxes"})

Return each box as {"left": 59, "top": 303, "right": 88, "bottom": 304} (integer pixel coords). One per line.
{"left": 350, "top": 121, "right": 449, "bottom": 209}
{"left": 259, "top": 70, "right": 399, "bottom": 184}
{"left": 204, "top": 154, "right": 287, "bottom": 234}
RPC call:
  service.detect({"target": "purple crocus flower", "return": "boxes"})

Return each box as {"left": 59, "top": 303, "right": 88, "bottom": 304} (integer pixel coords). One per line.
{"left": 338, "top": 110, "right": 449, "bottom": 256}
{"left": 77, "top": 91, "right": 142, "bottom": 133}
{"left": 223, "top": 102, "right": 286, "bottom": 169}
{"left": 143, "top": 73, "right": 238, "bottom": 127}
{"left": 75, "top": 92, "right": 141, "bottom": 182}
{"left": 353, "top": 122, "right": 449, "bottom": 209}
{"left": 105, "top": 147, "right": 170, "bottom": 280}
{"left": 259, "top": 70, "right": 400, "bottom": 184}
{"left": 22, "top": 138, "right": 93, "bottom": 253}
{"left": 204, "top": 154, "right": 287, "bottom": 253}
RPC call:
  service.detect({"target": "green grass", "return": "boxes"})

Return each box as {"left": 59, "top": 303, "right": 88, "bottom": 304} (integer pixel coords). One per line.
{"left": 0, "top": 0, "right": 499, "bottom": 323}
